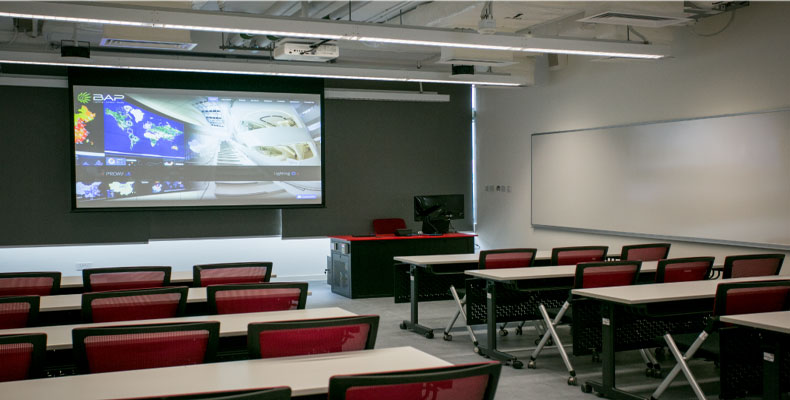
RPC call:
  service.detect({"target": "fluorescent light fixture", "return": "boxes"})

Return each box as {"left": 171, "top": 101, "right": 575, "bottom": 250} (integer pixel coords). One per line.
{"left": 325, "top": 89, "right": 450, "bottom": 102}
{"left": 0, "top": 2, "right": 670, "bottom": 60}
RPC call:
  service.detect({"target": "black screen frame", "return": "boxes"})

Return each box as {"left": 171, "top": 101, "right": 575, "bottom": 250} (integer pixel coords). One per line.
{"left": 68, "top": 67, "right": 325, "bottom": 212}
{"left": 413, "top": 194, "right": 465, "bottom": 222}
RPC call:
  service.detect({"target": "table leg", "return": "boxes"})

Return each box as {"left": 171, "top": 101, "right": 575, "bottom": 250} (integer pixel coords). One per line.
{"left": 763, "top": 336, "right": 783, "bottom": 400}
{"left": 475, "top": 280, "right": 524, "bottom": 369}
{"left": 399, "top": 264, "right": 434, "bottom": 338}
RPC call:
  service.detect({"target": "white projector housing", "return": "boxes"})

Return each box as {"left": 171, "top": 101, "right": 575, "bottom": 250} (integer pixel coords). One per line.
{"left": 273, "top": 41, "right": 339, "bottom": 62}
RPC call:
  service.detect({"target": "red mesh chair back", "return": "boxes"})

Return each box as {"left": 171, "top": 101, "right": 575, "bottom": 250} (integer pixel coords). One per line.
{"left": 620, "top": 243, "right": 671, "bottom": 261}
{"left": 656, "top": 257, "right": 715, "bottom": 283}
{"left": 723, "top": 254, "right": 784, "bottom": 279}
{"left": 194, "top": 262, "right": 273, "bottom": 287}
{"left": 73, "top": 321, "right": 219, "bottom": 374}
{"left": 0, "top": 334, "right": 46, "bottom": 382}
{"left": 0, "top": 272, "right": 61, "bottom": 296}
{"left": 0, "top": 296, "right": 39, "bottom": 329}
{"left": 551, "top": 246, "right": 608, "bottom": 266}
{"left": 248, "top": 315, "right": 379, "bottom": 359}
{"left": 713, "top": 280, "right": 790, "bottom": 317}
{"left": 372, "top": 218, "right": 407, "bottom": 235}
{"left": 207, "top": 283, "right": 308, "bottom": 315}
{"left": 479, "top": 249, "right": 537, "bottom": 269}
{"left": 115, "top": 387, "right": 293, "bottom": 400}
{"left": 83, "top": 266, "right": 171, "bottom": 292}
{"left": 574, "top": 261, "right": 641, "bottom": 289}
{"left": 328, "top": 362, "right": 502, "bottom": 400}
{"left": 82, "top": 286, "right": 188, "bottom": 323}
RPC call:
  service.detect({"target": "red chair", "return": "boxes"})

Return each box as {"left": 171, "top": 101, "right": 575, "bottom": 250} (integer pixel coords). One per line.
{"left": 651, "top": 280, "right": 790, "bottom": 399}
{"left": 193, "top": 262, "right": 273, "bottom": 287}
{"left": 114, "top": 387, "right": 292, "bottom": 400}
{"left": 0, "top": 272, "right": 61, "bottom": 296}
{"left": 328, "top": 362, "right": 502, "bottom": 400}
{"left": 83, "top": 266, "right": 171, "bottom": 292}
{"left": 656, "top": 257, "right": 715, "bottom": 283}
{"left": 81, "top": 286, "right": 188, "bottom": 323}
{"left": 529, "top": 261, "right": 642, "bottom": 385}
{"left": 442, "top": 249, "right": 538, "bottom": 344}
{"left": 207, "top": 283, "right": 308, "bottom": 315}
{"left": 620, "top": 243, "right": 671, "bottom": 261}
{"left": 372, "top": 218, "right": 407, "bottom": 235}
{"left": 723, "top": 254, "right": 784, "bottom": 279}
{"left": 0, "top": 333, "right": 46, "bottom": 382}
{"left": 550, "top": 246, "right": 608, "bottom": 266}
{"left": 72, "top": 321, "right": 219, "bottom": 373}
{"left": 0, "top": 295, "right": 39, "bottom": 329}
{"left": 247, "top": 315, "right": 379, "bottom": 359}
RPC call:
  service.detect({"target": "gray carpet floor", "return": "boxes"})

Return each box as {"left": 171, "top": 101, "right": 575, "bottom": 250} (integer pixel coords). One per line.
{"left": 306, "top": 280, "right": 725, "bottom": 399}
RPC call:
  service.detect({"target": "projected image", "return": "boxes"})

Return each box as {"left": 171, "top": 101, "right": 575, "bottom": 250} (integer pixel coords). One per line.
{"left": 72, "top": 85, "right": 322, "bottom": 209}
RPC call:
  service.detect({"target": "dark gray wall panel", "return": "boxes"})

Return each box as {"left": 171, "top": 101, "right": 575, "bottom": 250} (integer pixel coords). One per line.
{"left": 282, "top": 84, "right": 473, "bottom": 237}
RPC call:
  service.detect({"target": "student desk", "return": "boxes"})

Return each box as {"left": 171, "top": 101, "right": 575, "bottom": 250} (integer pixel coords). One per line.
{"left": 572, "top": 276, "right": 790, "bottom": 400}
{"left": 0, "top": 346, "right": 452, "bottom": 399}
{"left": 463, "top": 261, "right": 659, "bottom": 368}
{"left": 394, "top": 251, "right": 552, "bottom": 338}
{"left": 720, "top": 311, "right": 790, "bottom": 399}
{"left": 59, "top": 270, "right": 278, "bottom": 293}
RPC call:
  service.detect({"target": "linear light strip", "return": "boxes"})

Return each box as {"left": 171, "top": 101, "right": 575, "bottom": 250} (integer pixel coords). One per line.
{"left": 0, "top": 58, "right": 523, "bottom": 87}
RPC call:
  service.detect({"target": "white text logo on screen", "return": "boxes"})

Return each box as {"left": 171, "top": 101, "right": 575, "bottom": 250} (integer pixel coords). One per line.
{"left": 94, "top": 94, "right": 125, "bottom": 102}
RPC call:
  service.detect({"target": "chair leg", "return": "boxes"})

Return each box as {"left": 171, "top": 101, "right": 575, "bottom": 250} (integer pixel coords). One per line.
{"left": 443, "top": 286, "right": 477, "bottom": 345}
{"left": 650, "top": 332, "right": 709, "bottom": 400}
{"left": 640, "top": 348, "right": 662, "bottom": 377}
{"left": 530, "top": 303, "right": 577, "bottom": 384}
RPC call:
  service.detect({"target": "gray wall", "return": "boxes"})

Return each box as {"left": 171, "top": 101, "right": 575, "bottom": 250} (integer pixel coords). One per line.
{"left": 282, "top": 83, "right": 473, "bottom": 237}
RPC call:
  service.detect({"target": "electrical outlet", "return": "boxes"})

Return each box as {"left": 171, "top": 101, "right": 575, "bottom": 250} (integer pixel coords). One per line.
{"left": 76, "top": 262, "right": 92, "bottom": 271}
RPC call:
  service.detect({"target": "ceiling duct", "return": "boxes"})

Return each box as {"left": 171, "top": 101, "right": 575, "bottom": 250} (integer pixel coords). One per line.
{"left": 578, "top": 12, "right": 693, "bottom": 28}
{"left": 100, "top": 25, "right": 197, "bottom": 51}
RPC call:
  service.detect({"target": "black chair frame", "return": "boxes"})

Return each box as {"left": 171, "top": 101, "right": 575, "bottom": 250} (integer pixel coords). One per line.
{"left": 72, "top": 321, "right": 220, "bottom": 374}
{"left": 0, "top": 272, "right": 62, "bottom": 295}
{"left": 0, "top": 295, "right": 40, "bottom": 327}
{"left": 207, "top": 282, "right": 308, "bottom": 315}
{"left": 655, "top": 257, "right": 715, "bottom": 283}
{"left": 722, "top": 254, "right": 785, "bottom": 279}
{"left": 0, "top": 333, "right": 47, "bottom": 380}
{"left": 81, "top": 286, "right": 189, "bottom": 322}
{"left": 328, "top": 362, "right": 502, "bottom": 400}
{"left": 620, "top": 243, "right": 671, "bottom": 261}
{"left": 82, "top": 266, "right": 172, "bottom": 292}
{"left": 193, "top": 262, "right": 274, "bottom": 287}
{"left": 247, "top": 315, "right": 379, "bottom": 359}
{"left": 550, "top": 246, "right": 609, "bottom": 266}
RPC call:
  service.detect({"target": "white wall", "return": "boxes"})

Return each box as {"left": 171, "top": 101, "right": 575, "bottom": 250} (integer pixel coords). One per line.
{"left": 475, "top": 3, "right": 790, "bottom": 269}
{"left": 0, "top": 237, "right": 330, "bottom": 280}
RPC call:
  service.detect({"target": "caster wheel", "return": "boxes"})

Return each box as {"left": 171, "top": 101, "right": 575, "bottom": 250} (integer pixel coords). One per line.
{"left": 473, "top": 346, "right": 480, "bottom": 354}
{"left": 512, "top": 360, "right": 524, "bottom": 369}
{"left": 534, "top": 338, "right": 541, "bottom": 345}
{"left": 568, "top": 376, "right": 577, "bottom": 386}
{"left": 527, "top": 360, "right": 537, "bottom": 369}
{"left": 653, "top": 368, "right": 663, "bottom": 379}
{"left": 645, "top": 368, "right": 653, "bottom": 378}
{"left": 498, "top": 330, "right": 508, "bottom": 337}
{"left": 591, "top": 353, "right": 601, "bottom": 363}
{"left": 443, "top": 333, "right": 452, "bottom": 341}
{"left": 424, "top": 331, "right": 434, "bottom": 339}
{"left": 399, "top": 322, "right": 407, "bottom": 330}
{"left": 581, "top": 383, "right": 593, "bottom": 393}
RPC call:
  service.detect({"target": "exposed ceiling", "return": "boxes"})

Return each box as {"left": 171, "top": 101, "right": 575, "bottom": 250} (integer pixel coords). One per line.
{"left": 0, "top": 1, "right": 744, "bottom": 86}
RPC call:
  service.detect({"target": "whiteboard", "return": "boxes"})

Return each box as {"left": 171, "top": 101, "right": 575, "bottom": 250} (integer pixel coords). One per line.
{"left": 531, "top": 110, "right": 790, "bottom": 250}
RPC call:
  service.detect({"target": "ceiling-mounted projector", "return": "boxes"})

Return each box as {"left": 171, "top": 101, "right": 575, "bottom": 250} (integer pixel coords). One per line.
{"left": 273, "top": 40, "right": 339, "bottom": 62}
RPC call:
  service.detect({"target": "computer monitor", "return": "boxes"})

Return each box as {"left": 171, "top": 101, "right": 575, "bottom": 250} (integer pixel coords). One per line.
{"left": 414, "top": 194, "right": 464, "bottom": 234}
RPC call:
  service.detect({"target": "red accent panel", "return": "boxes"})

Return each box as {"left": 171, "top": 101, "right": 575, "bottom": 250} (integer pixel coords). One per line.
{"left": 729, "top": 258, "right": 782, "bottom": 278}
{"left": 214, "top": 288, "right": 301, "bottom": 314}
{"left": 258, "top": 323, "right": 370, "bottom": 358}
{"left": 344, "top": 375, "right": 489, "bottom": 400}
{"left": 485, "top": 253, "right": 534, "bottom": 269}
{"left": 90, "top": 293, "right": 183, "bottom": 323}
{"left": 199, "top": 267, "right": 269, "bottom": 287}
{"left": 84, "top": 330, "right": 209, "bottom": 373}
{"left": 556, "top": 250, "right": 606, "bottom": 266}
{"left": 581, "top": 265, "right": 639, "bottom": 289}
{"left": 329, "top": 233, "right": 475, "bottom": 242}
{"left": 0, "top": 277, "right": 55, "bottom": 296}
{"left": 89, "top": 271, "right": 167, "bottom": 292}
{"left": 0, "top": 343, "right": 33, "bottom": 382}
{"left": 0, "top": 302, "right": 31, "bottom": 329}
{"left": 372, "top": 218, "right": 407, "bottom": 235}
{"left": 723, "top": 286, "right": 790, "bottom": 316}
{"left": 662, "top": 261, "right": 711, "bottom": 283}
{"left": 624, "top": 247, "right": 667, "bottom": 261}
